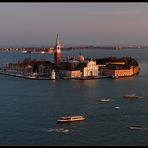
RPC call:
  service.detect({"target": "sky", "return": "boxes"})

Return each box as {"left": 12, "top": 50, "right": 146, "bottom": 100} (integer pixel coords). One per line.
{"left": 0, "top": 3, "right": 148, "bottom": 47}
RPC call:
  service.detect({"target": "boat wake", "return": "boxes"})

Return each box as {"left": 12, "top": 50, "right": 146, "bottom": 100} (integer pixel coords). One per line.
{"left": 20, "top": 128, "right": 69, "bottom": 134}
{"left": 47, "top": 128, "right": 69, "bottom": 133}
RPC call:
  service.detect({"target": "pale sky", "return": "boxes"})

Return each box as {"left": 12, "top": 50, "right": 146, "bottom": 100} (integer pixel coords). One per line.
{"left": 0, "top": 3, "right": 148, "bottom": 47}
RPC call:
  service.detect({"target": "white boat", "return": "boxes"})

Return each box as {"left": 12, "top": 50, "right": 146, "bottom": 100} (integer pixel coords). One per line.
{"left": 123, "top": 94, "right": 140, "bottom": 99}
{"left": 99, "top": 98, "right": 111, "bottom": 102}
{"left": 114, "top": 106, "right": 120, "bottom": 110}
{"left": 27, "top": 73, "right": 38, "bottom": 79}
{"left": 129, "top": 125, "right": 148, "bottom": 130}
{"left": 111, "top": 75, "right": 119, "bottom": 79}
{"left": 27, "top": 75, "right": 37, "bottom": 79}
{"left": 129, "top": 125, "right": 143, "bottom": 130}
{"left": 57, "top": 115, "right": 86, "bottom": 123}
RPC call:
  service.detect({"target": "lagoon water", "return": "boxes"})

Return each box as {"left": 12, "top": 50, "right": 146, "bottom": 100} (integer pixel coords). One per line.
{"left": 0, "top": 48, "right": 148, "bottom": 145}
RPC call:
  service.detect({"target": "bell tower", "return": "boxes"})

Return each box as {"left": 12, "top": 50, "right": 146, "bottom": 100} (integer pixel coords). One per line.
{"left": 54, "top": 34, "right": 62, "bottom": 65}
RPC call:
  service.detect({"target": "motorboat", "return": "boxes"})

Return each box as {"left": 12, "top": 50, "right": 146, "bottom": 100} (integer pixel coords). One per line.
{"left": 114, "top": 106, "right": 120, "bottom": 110}
{"left": 57, "top": 115, "right": 86, "bottom": 123}
{"left": 123, "top": 94, "right": 140, "bottom": 99}
{"left": 129, "top": 125, "right": 143, "bottom": 130}
{"left": 99, "top": 98, "right": 112, "bottom": 102}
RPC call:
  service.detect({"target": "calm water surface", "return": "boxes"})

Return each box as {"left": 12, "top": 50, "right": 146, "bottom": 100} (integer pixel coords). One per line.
{"left": 0, "top": 48, "right": 148, "bottom": 145}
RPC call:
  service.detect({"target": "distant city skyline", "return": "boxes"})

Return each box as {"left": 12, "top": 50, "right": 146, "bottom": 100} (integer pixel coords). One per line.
{"left": 0, "top": 2, "right": 148, "bottom": 47}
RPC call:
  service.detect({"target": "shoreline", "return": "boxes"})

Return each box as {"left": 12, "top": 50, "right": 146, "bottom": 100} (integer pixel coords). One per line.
{"left": 0, "top": 70, "right": 53, "bottom": 80}
{"left": 0, "top": 69, "right": 139, "bottom": 81}
{"left": 0, "top": 70, "right": 110, "bottom": 80}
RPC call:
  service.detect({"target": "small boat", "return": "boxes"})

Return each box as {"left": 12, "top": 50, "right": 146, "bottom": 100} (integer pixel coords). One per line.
{"left": 57, "top": 115, "right": 86, "bottom": 123}
{"left": 129, "top": 125, "right": 143, "bottom": 130}
{"left": 129, "top": 125, "right": 148, "bottom": 130}
{"left": 114, "top": 106, "right": 120, "bottom": 110}
{"left": 99, "top": 98, "right": 111, "bottom": 102}
{"left": 111, "top": 75, "right": 119, "bottom": 79}
{"left": 123, "top": 94, "right": 140, "bottom": 99}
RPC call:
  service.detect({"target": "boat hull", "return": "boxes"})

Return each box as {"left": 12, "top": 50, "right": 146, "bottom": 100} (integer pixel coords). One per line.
{"left": 123, "top": 96, "right": 139, "bottom": 99}
{"left": 57, "top": 118, "right": 85, "bottom": 123}
{"left": 57, "top": 116, "right": 86, "bottom": 123}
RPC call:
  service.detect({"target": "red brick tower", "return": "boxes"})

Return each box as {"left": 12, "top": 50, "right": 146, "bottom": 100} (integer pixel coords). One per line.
{"left": 54, "top": 34, "right": 62, "bottom": 65}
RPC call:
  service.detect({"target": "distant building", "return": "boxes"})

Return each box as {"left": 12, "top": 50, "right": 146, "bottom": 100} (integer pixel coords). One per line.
{"left": 79, "top": 52, "right": 85, "bottom": 62}
{"left": 97, "top": 57, "right": 140, "bottom": 78}
{"left": 58, "top": 59, "right": 81, "bottom": 78}
{"left": 100, "top": 65, "right": 140, "bottom": 78}
{"left": 58, "top": 54, "right": 99, "bottom": 78}
{"left": 4, "top": 58, "right": 54, "bottom": 78}
{"left": 59, "top": 69, "right": 81, "bottom": 79}
{"left": 82, "top": 60, "right": 99, "bottom": 77}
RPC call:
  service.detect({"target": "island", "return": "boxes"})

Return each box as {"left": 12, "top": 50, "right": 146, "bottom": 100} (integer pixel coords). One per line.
{"left": 0, "top": 35, "right": 140, "bottom": 80}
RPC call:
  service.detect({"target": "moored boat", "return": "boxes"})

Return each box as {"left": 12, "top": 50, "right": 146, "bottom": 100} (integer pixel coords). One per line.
{"left": 57, "top": 115, "right": 86, "bottom": 123}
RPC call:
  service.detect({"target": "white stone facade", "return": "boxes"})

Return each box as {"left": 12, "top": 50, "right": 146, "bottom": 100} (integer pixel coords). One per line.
{"left": 82, "top": 60, "right": 99, "bottom": 77}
